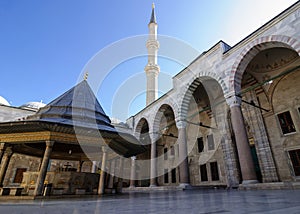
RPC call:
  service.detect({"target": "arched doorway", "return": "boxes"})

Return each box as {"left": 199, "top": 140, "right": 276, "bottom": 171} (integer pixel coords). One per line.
{"left": 180, "top": 77, "right": 238, "bottom": 187}
{"left": 153, "top": 104, "right": 178, "bottom": 186}
{"left": 239, "top": 44, "right": 300, "bottom": 182}
{"left": 134, "top": 118, "right": 151, "bottom": 187}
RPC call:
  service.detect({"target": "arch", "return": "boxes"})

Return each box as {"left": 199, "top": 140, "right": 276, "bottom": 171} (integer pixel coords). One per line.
{"left": 134, "top": 118, "right": 150, "bottom": 140}
{"left": 271, "top": 69, "right": 300, "bottom": 111}
{"left": 178, "top": 74, "right": 226, "bottom": 121}
{"left": 229, "top": 35, "right": 300, "bottom": 94}
{"left": 152, "top": 104, "right": 177, "bottom": 138}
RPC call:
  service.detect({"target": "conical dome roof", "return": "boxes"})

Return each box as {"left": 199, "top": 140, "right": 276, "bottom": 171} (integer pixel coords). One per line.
{"left": 25, "top": 80, "right": 146, "bottom": 157}
{"left": 28, "top": 80, "right": 115, "bottom": 132}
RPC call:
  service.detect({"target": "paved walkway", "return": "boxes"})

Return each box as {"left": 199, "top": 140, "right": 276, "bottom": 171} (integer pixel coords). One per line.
{"left": 0, "top": 189, "right": 300, "bottom": 213}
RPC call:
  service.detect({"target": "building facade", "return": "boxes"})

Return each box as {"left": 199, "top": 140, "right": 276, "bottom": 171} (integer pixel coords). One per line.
{"left": 127, "top": 2, "right": 300, "bottom": 189}
{"left": 1, "top": 2, "right": 300, "bottom": 193}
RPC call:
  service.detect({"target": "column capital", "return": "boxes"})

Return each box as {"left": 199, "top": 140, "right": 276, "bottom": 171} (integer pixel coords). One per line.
{"left": 3, "top": 147, "right": 13, "bottom": 157}
{"left": 225, "top": 95, "right": 242, "bottom": 107}
{"left": 45, "top": 141, "right": 55, "bottom": 148}
{"left": 149, "top": 132, "right": 159, "bottom": 143}
{"left": 102, "top": 145, "right": 109, "bottom": 153}
{"left": 0, "top": 143, "right": 5, "bottom": 150}
{"left": 176, "top": 119, "right": 187, "bottom": 129}
{"left": 131, "top": 156, "right": 136, "bottom": 161}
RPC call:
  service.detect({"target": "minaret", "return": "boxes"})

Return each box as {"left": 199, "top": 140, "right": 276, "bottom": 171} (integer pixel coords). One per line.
{"left": 145, "top": 3, "right": 160, "bottom": 106}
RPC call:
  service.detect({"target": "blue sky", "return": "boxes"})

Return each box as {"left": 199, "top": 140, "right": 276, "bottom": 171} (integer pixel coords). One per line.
{"left": 0, "top": 0, "right": 297, "bottom": 121}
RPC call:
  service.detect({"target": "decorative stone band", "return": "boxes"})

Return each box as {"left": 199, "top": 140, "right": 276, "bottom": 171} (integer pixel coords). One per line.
{"left": 225, "top": 93, "right": 242, "bottom": 108}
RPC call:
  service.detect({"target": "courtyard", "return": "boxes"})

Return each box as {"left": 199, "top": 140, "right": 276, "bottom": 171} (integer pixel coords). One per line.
{"left": 0, "top": 189, "right": 300, "bottom": 213}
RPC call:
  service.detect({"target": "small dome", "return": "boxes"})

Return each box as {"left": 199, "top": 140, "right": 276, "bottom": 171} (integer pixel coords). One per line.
{"left": 20, "top": 101, "right": 46, "bottom": 110}
{"left": 0, "top": 96, "right": 10, "bottom": 106}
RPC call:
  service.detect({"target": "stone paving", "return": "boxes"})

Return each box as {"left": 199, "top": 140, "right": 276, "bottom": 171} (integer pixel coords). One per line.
{"left": 0, "top": 189, "right": 300, "bottom": 214}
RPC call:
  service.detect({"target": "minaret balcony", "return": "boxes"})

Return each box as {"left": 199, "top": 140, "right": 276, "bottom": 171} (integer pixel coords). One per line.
{"left": 144, "top": 64, "right": 160, "bottom": 74}
{"left": 146, "top": 40, "right": 160, "bottom": 49}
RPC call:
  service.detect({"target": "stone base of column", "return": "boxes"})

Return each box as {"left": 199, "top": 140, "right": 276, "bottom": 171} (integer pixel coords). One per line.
{"left": 179, "top": 183, "right": 192, "bottom": 189}
{"left": 149, "top": 184, "right": 157, "bottom": 188}
{"left": 242, "top": 180, "right": 259, "bottom": 185}
{"left": 129, "top": 185, "right": 136, "bottom": 188}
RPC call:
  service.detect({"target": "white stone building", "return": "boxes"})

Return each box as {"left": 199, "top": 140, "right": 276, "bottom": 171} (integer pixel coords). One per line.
{"left": 126, "top": 1, "right": 300, "bottom": 189}
{"left": 1, "top": 2, "right": 300, "bottom": 193}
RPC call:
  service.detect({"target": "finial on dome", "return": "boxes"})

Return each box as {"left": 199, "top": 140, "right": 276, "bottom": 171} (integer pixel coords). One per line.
{"left": 84, "top": 71, "right": 89, "bottom": 80}
{"left": 152, "top": 3, "right": 155, "bottom": 9}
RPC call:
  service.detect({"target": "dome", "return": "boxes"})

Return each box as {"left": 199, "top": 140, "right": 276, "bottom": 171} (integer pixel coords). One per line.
{"left": 0, "top": 96, "right": 10, "bottom": 106}
{"left": 20, "top": 101, "right": 46, "bottom": 110}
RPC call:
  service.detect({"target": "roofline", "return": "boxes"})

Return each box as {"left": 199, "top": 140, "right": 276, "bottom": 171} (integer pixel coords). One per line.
{"left": 175, "top": 1, "right": 299, "bottom": 77}
{"left": 129, "top": 1, "right": 299, "bottom": 120}
{"left": 0, "top": 104, "right": 37, "bottom": 112}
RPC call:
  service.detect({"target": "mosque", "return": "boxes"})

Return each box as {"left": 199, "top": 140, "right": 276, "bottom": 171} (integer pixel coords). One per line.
{"left": 1, "top": 2, "right": 300, "bottom": 197}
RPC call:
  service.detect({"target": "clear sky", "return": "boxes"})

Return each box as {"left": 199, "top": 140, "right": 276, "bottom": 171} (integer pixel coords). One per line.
{"left": 0, "top": 0, "right": 297, "bottom": 121}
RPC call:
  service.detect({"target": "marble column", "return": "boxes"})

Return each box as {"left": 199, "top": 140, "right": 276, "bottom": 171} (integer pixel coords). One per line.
{"left": 226, "top": 95, "right": 257, "bottom": 184}
{"left": 116, "top": 157, "right": 124, "bottom": 193}
{"left": 108, "top": 159, "right": 116, "bottom": 189}
{"left": 150, "top": 134, "right": 158, "bottom": 187}
{"left": 129, "top": 156, "right": 136, "bottom": 188}
{"left": 91, "top": 161, "right": 98, "bottom": 173}
{"left": 34, "top": 141, "right": 54, "bottom": 196}
{"left": 98, "top": 146, "right": 108, "bottom": 195}
{"left": 77, "top": 161, "right": 84, "bottom": 172}
{"left": 176, "top": 120, "right": 190, "bottom": 187}
{"left": 0, "top": 146, "right": 13, "bottom": 187}
{"left": 0, "top": 143, "right": 5, "bottom": 164}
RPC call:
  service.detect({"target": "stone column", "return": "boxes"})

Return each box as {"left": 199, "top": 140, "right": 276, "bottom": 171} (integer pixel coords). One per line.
{"left": 98, "top": 146, "right": 108, "bottom": 195}
{"left": 226, "top": 95, "right": 258, "bottom": 184}
{"left": 34, "top": 141, "right": 54, "bottom": 196}
{"left": 77, "top": 161, "right": 84, "bottom": 172}
{"left": 245, "top": 90, "right": 279, "bottom": 182}
{"left": 150, "top": 134, "right": 158, "bottom": 187}
{"left": 176, "top": 120, "right": 190, "bottom": 188}
{"left": 91, "top": 161, "right": 98, "bottom": 173}
{"left": 108, "top": 159, "right": 116, "bottom": 189}
{"left": 129, "top": 156, "right": 136, "bottom": 188}
{"left": 0, "top": 143, "right": 6, "bottom": 164}
{"left": 0, "top": 147, "right": 13, "bottom": 187}
{"left": 116, "top": 157, "right": 124, "bottom": 193}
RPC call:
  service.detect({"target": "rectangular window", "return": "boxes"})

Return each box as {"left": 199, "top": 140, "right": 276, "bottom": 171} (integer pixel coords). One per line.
{"left": 200, "top": 164, "right": 208, "bottom": 181}
{"left": 277, "top": 111, "right": 296, "bottom": 134}
{"left": 13, "top": 168, "right": 27, "bottom": 183}
{"left": 197, "top": 137, "right": 204, "bottom": 153}
{"left": 170, "top": 146, "right": 175, "bottom": 156}
{"left": 164, "top": 169, "right": 169, "bottom": 183}
{"left": 210, "top": 162, "right": 219, "bottom": 181}
{"left": 289, "top": 150, "right": 300, "bottom": 176}
{"left": 164, "top": 148, "right": 168, "bottom": 160}
{"left": 207, "top": 134, "right": 214, "bottom": 150}
{"left": 171, "top": 168, "right": 176, "bottom": 183}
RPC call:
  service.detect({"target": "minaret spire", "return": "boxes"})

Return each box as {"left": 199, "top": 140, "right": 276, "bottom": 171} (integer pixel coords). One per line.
{"left": 149, "top": 3, "right": 156, "bottom": 24}
{"left": 145, "top": 3, "right": 160, "bottom": 106}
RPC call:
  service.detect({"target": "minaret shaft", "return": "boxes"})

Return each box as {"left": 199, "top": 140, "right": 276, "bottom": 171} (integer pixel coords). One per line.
{"left": 145, "top": 4, "right": 159, "bottom": 106}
